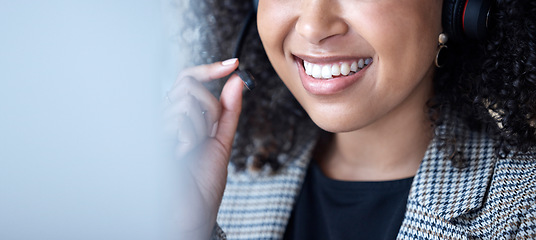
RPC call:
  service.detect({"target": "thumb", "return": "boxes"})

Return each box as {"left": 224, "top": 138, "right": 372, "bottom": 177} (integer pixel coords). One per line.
{"left": 214, "top": 74, "right": 244, "bottom": 151}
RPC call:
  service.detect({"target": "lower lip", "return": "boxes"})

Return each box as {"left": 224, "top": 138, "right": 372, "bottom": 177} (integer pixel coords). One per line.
{"left": 296, "top": 57, "right": 370, "bottom": 95}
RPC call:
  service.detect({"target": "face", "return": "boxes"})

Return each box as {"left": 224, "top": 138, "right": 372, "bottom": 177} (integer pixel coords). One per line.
{"left": 257, "top": 0, "right": 443, "bottom": 133}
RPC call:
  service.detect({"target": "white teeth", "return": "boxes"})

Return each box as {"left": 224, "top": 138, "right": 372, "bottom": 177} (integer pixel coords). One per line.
{"left": 303, "top": 58, "right": 373, "bottom": 79}
{"left": 312, "top": 64, "right": 322, "bottom": 78}
{"left": 321, "top": 65, "right": 332, "bottom": 79}
{"left": 340, "top": 62, "right": 351, "bottom": 76}
{"left": 331, "top": 64, "right": 340, "bottom": 77}
{"left": 305, "top": 62, "right": 312, "bottom": 75}
{"left": 358, "top": 59, "right": 364, "bottom": 69}
{"left": 350, "top": 62, "right": 358, "bottom": 72}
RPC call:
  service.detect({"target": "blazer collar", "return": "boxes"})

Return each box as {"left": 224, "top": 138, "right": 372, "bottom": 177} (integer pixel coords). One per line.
{"left": 409, "top": 119, "right": 497, "bottom": 220}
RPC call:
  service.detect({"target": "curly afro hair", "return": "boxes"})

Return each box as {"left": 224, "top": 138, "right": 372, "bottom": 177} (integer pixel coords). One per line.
{"left": 433, "top": 0, "right": 536, "bottom": 157}
{"left": 177, "top": 0, "right": 536, "bottom": 172}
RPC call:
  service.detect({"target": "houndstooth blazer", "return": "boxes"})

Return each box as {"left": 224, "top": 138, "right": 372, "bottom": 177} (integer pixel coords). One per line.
{"left": 212, "top": 119, "right": 536, "bottom": 239}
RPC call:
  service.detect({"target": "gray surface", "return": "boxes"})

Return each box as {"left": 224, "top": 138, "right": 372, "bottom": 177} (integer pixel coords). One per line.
{"left": 0, "top": 1, "right": 178, "bottom": 239}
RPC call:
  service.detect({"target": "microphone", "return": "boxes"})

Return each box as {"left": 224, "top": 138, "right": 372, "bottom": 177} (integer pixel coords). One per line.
{"left": 231, "top": 5, "right": 257, "bottom": 91}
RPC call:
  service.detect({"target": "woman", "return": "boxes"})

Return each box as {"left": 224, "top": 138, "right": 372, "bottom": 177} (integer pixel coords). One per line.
{"left": 169, "top": 0, "right": 536, "bottom": 239}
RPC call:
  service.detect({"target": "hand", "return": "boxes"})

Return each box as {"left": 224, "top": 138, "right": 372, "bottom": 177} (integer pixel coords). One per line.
{"left": 165, "top": 58, "right": 243, "bottom": 239}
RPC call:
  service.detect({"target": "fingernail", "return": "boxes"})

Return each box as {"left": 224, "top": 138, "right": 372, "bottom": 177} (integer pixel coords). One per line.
{"left": 222, "top": 58, "right": 238, "bottom": 66}
{"left": 210, "top": 122, "right": 219, "bottom": 138}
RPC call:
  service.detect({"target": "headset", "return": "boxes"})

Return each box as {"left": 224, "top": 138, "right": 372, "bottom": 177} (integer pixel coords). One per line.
{"left": 252, "top": 0, "right": 259, "bottom": 12}
{"left": 232, "top": 0, "right": 259, "bottom": 91}
{"left": 443, "top": 0, "right": 492, "bottom": 42}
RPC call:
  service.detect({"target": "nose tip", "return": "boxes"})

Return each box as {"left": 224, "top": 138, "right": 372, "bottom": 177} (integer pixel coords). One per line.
{"left": 295, "top": 2, "right": 348, "bottom": 44}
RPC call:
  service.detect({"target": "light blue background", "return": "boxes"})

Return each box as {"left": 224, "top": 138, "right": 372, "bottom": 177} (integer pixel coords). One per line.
{"left": 0, "top": 1, "right": 177, "bottom": 239}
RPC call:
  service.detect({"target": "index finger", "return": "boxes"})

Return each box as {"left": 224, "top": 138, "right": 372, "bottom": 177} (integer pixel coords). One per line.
{"left": 176, "top": 58, "right": 239, "bottom": 84}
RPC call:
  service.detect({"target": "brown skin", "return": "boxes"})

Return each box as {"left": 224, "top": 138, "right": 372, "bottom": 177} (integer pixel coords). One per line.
{"left": 257, "top": 0, "right": 443, "bottom": 180}
{"left": 173, "top": 0, "right": 445, "bottom": 237}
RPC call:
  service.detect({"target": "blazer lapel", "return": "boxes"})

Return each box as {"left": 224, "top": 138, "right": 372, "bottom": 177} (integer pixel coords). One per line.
{"left": 398, "top": 121, "right": 497, "bottom": 239}
{"left": 218, "top": 141, "right": 314, "bottom": 239}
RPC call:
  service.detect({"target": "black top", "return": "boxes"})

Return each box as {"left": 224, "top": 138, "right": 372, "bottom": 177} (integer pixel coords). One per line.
{"left": 283, "top": 161, "right": 413, "bottom": 240}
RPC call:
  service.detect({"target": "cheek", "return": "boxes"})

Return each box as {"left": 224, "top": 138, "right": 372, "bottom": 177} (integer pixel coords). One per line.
{"left": 362, "top": 1, "right": 441, "bottom": 86}
{"left": 257, "top": 2, "right": 295, "bottom": 58}
{"left": 258, "top": 4, "right": 306, "bottom": 99}
{"left": 257, "top": 3, "right": 294, "bottom": 79}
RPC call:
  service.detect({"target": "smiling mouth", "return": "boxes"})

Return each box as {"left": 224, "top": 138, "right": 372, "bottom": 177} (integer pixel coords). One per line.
{"left": 302, "top": 57, "right": 373, "bottom": 79}
{"left": 294, "top": 55, "right": 373, "bottom": 95}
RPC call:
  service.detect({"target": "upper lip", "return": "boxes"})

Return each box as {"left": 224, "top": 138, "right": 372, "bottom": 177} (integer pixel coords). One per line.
{"left": 293, "top": 54, "right": 371, "bottom": 64}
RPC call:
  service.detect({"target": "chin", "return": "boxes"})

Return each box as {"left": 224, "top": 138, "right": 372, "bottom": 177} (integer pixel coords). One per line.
{"left": 307, "top": 112, "right": 366, "bottom": 133}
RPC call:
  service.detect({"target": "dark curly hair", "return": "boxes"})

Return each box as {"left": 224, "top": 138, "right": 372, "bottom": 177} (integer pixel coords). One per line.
{"left": 176, "top": 0, "right": 536, "bottom": 172}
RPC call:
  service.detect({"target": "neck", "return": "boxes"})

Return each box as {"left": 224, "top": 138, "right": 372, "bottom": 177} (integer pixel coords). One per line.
{"left": 319, "top": 76, "right": 434, "bottom": 182}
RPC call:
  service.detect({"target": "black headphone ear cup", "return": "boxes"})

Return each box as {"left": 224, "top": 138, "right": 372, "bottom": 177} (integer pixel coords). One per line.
{"left": 463, "top": 0, "right": 491, "bottom": 40}
{"left": 442, "top": 0, "right": 467, "bottom": 42}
